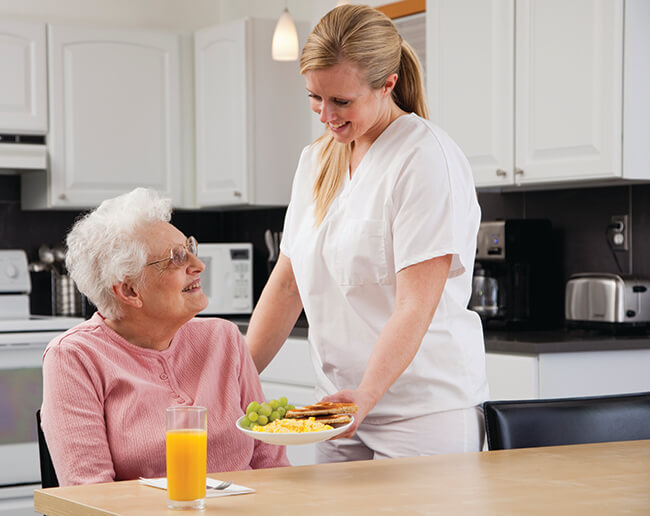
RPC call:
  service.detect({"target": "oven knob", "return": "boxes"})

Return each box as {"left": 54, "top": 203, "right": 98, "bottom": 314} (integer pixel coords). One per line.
{"left": 6, "top": 263, "right": 18, "bottom": 278}
{"left": 626, "top": 310, "right": 636, "bottom": 318}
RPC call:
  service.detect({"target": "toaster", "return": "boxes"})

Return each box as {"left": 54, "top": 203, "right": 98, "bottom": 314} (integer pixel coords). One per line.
{"left": 565, "top": 273, "right": 650, "bottom": 325}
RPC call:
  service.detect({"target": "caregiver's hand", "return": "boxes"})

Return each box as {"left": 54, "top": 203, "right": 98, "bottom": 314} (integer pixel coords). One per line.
{"left": 320, "top": 389, "right": 376, "bottom": 439}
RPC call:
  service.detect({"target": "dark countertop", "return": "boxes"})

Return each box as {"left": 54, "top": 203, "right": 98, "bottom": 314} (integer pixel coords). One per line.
{"left": 225, "top": 316, "right": 650, "bottom": 354}
{"left": 484, "top": 328, "right": 650, "bottom": 354}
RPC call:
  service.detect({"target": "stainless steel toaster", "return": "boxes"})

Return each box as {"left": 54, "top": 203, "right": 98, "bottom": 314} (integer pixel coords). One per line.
{"left": 565, "top": 273, "right": 650, "bottom": 324}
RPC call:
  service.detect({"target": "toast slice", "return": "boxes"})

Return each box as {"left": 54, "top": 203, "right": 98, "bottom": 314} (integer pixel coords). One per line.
{"left": 285, "top": 401, "right": 358, "bottom": 418}
{"left": 289, "top": 413, "right": 352, "bottom": 426}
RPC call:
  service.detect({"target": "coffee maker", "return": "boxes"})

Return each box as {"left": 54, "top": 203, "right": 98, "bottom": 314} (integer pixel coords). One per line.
{"left": 470, "top": 219, "right": 562, "bottom": 329}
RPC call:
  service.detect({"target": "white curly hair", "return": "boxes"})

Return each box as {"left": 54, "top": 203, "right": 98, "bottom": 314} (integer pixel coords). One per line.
{"left": 65, "top": 188, "right": 173, "bottom": 319}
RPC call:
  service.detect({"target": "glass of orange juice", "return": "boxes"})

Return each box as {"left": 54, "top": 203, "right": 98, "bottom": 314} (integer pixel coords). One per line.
{"left": 166, "top": 406, "right": 207, "bottom": 510}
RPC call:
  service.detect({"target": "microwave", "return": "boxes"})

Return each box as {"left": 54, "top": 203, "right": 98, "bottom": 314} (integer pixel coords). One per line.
{"left": 198, "top": 243, "right": 253, "bottom": 315}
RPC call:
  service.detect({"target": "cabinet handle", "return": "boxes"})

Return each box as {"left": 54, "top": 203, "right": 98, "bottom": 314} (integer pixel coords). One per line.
{"left": 233, "top": 191, "right": 242, "bottom": 198}
{"left": 58, "top": 193, "right": 67, "bottom": 201}
{"left": 514, "top": 168, "right": 524, "bottom": 176}
{"left": 496, "top": 169, "right": 507, "bottom": 177}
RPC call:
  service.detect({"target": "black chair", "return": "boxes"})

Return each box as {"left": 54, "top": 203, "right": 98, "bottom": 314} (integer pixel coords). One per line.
{"left": 483, "top": 391, "right": 650, "bottom": 451}
{"left": 36, "top": 409, "right": 59, "bottom": 488}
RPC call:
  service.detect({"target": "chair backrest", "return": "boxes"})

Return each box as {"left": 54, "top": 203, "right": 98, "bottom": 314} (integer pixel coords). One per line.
{"left": 483, "top": 391, "right": 650, "bottom": 451}
{"left": 36, "top": 409, "right": 59, "bottom": 488}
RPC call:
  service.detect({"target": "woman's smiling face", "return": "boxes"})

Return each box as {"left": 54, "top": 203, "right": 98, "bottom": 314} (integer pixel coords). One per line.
{"left": 138, "top": 221, "right": 208, "bottom": 324}
{"left": 304, "top": 60, "right": 395, "bottom": 147}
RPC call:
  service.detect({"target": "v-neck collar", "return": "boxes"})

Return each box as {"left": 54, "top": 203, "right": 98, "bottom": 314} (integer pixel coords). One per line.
{"left": 346, "top": 112, "right": 410, "bottom": 185}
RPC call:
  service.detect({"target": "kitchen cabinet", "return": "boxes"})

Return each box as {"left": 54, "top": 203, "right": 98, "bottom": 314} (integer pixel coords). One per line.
{"left": 194, "top": 18, "right": 312, "bottom": 207}
{"left": 0, "top": 20, "right": 47, "bottom": 134}
{"left": 259, "top": 337, "right": 318, "bottom": 466}
{"left": 486, "top": 349, "right": 650, "bottom": 401}
{"left": 427, "top": 0, "right": 650, "bottom": 189}
{"left": 21, "top": 24, "right": 183, "bottom": 209}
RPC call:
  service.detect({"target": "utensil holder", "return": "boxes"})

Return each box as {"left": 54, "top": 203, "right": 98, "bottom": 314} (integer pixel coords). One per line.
{"left": 52, "top": 272, "right": 83, "bottom": 316}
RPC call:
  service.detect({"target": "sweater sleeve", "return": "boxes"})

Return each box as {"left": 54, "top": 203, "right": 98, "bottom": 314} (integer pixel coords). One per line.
{"left": 41, "top": 339, "right": 116, "bottom": 486}
{"left": 232, "top": 327, "right": 289, "bottom": 469}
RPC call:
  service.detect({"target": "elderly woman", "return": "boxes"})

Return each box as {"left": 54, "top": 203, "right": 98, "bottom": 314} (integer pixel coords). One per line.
{"left": 40, "top": 188, "right": 288, "bottom": 486}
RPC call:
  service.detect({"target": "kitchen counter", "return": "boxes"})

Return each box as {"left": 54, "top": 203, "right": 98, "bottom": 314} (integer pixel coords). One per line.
{"left": 484, "top": 328, "right": 650, "bottom": 354}
{"left": 226, "top": 315, "right": 650, "bottom": 354}
{"left": 33, "top": 440, "right": 650, "bottom": 515}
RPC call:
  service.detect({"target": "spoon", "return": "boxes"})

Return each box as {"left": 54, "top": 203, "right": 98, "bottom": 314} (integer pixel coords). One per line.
{"left": 38, "top": 245, "right": 55, "bottom": 272}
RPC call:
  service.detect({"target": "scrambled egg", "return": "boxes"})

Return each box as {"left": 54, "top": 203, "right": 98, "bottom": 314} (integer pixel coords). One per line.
{"left": 252, "top": 417, "right": 333, "bottom": 433}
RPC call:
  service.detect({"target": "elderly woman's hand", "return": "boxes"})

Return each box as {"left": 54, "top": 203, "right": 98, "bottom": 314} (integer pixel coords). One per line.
{"left": 319, "top": 388, "right": 376, "bottom": 439}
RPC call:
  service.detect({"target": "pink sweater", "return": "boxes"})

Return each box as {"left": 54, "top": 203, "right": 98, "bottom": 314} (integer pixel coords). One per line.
{"left": 41, "top": 313, "right": 288, "bottom": 486}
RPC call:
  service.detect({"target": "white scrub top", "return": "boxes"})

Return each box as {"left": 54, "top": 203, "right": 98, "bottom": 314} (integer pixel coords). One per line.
{"left": 281, "top": 113, "right": 489, "bottom": 423}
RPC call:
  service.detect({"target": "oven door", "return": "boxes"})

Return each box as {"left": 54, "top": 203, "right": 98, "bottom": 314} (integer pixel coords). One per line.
{"left": 0, "top": 331, "right": 59, "bottom": 486}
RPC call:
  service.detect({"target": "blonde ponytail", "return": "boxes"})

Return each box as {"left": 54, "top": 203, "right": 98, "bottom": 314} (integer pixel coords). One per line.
{"left": 301, "top": 5, "right": 428, "bottom": 225}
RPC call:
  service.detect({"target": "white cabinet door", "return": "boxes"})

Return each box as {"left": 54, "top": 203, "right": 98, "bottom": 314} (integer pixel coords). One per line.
{"left": 194, "top": 20, "right": 248, "bottom": 206}
{"left": 515, "top": 0, "right": 623, "bottom": 184}
{"left": 194, "top": 19, "right": 311, "bottom": 208}
{"left": 41, "top": 24, "right": 182, "bottom": 208}
{"left": 426, "top": 0, "right": 627, "bottom": 189}
{"left": 0, "top": 21, "right": 47, "bottom": 133}
{"left": 427, "top": 0, "right": 514, "bottom": 187}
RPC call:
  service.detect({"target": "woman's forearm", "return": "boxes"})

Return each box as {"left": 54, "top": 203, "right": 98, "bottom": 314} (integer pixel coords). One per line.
{"left": 246, "top": 253, "right": 303, "bottom": 372}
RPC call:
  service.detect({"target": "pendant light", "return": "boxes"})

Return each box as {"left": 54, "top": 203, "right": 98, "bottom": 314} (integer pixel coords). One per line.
{"left": 272, "top": 5, "right": 299, "bottom": 61}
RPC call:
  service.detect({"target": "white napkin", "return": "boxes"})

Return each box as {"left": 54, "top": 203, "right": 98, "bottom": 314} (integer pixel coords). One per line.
{"left": 138, "top": 477, "right": 255, "bottom": 498}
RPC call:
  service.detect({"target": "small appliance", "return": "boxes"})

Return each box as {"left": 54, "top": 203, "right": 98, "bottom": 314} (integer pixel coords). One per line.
{"left": 565, "top": 273, "right": 650, "bottom": 329}
{"left": 469, "top": 219, "right": 563, "bottom": 329}
{"left": 198, "top": 243, "right": 253, "bottom": 315}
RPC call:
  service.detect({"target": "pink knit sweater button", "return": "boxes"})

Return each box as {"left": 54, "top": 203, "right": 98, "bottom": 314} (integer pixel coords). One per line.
{"left": 160, "top": 373, "right": 168, "bottom": 380}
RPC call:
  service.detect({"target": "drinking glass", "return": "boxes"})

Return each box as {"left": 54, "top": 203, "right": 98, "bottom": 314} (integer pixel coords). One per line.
{"left": 166, "top": 406, "right": 207, "bottom": 510}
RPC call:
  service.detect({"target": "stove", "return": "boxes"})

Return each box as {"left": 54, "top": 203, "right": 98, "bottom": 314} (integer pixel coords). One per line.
{"left": 0, "top": 249, "right": 83, "bottom": 499}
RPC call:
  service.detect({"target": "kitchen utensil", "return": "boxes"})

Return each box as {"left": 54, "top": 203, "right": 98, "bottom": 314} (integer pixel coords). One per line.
{"left": 52, "top": 243, "right": 67, "bottom": 274}
{"left": 38, "top": 244, "right": 55, "bottom": 270}
{"left": 206, "top": 480, "right": 232, "bottom": 490}
{"left": 273, "top": 231, "right": 279, "bottom": 259}
{"left": 264, "top": 229, "right": 276, "bottom": 262}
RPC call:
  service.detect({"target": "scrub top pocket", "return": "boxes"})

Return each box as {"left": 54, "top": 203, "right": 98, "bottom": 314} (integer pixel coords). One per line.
{"left": 335, "top": 219, "right": 391, "bottom": 286}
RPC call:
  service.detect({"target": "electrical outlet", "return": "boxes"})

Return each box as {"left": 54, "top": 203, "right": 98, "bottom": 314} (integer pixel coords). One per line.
{"left": 610, "top": 215, "right": 629, "bottom": 251}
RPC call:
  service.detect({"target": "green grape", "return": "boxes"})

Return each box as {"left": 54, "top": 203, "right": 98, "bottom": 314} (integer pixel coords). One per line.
{"left": 246, "top": 401, "right": 260, "bottom": 414}
{"left": 259, "top": 403, "right": 273, "bottom": 417}
{"left": 270, "top": 410, "right": 281, "bottom": 422}
{"left": 276, "top": 407, "right": 286, "bottom": 417}
{"left": 269, "top": 399, "right": 279, "bottom": 410}
{"left": 248, "top": 411, "right": 259, "bottom": 422}
{"left": 257, "top": 414, "right": 268, "bottom": 425}
{"left": 278, "top": 396, "right": 288, "bottom": 407}
{"left": 241, "top": 416, "right": 251, "bottom": 428}
{"left": 286, "top": 404, "right": 295, "bottom": 411}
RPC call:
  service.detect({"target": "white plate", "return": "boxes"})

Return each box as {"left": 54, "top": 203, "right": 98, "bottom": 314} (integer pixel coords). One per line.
{"left": 235, "top": 415, "right": 353, "bottom": 445}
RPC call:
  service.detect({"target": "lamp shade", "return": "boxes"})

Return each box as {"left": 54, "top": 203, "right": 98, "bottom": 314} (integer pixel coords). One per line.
{"left": 272, "top": 8, "right": 299, "bottom": 61}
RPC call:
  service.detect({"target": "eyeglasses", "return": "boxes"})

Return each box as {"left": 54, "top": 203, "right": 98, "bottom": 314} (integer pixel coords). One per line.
{"left": 146, "top": 236, "right": 199, "bottom": 268}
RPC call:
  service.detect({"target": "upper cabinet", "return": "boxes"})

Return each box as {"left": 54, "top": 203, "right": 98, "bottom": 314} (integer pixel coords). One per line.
{"left": 0, "top": 20, "right": 47, "bottom": 133}
{"left": 194, "top": 18, "right": 311, "bottom": 207}
{"left": 427, "top": 0, "right": 650, "bottom": 189}
{"left": 22, "top": 24, "right": 183, "bottom": 209}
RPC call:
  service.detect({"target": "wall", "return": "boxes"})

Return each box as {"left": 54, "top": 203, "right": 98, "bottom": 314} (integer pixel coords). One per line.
{"left": 479, "top": 185, "right": 650, "bottom": 280}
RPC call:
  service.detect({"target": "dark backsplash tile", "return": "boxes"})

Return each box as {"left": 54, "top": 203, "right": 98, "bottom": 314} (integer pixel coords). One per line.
{"left": 2, "top": 179, "right": 649, "bottom": 310}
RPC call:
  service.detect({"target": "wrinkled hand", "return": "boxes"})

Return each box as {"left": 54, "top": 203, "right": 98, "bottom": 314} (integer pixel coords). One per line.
{"left": 320, "top": 389, "right": 376, "bottom": 439}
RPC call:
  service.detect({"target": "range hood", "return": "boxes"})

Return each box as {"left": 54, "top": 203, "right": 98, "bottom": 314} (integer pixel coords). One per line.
{"left": 0, "top": 134, "right": 47, "bottom": 170}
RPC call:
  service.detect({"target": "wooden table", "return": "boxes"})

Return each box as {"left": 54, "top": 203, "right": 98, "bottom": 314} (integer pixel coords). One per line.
{"left": 34, "top": 440, "right": 650, "bottom": 515}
